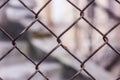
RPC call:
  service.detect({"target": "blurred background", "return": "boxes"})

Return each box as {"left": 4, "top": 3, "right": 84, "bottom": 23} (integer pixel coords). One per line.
{"left": 0, "top": 0, "right": 120, "bottom": 80}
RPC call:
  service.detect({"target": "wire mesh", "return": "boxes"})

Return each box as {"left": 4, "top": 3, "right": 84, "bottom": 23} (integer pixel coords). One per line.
{"left": 0, "top": 0, "right": 120, "bottom": 80}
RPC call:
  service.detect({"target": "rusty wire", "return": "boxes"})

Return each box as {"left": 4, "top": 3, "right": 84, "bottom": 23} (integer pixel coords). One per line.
{"left": 0, "top": 0, "right": 120, "bottom": 80}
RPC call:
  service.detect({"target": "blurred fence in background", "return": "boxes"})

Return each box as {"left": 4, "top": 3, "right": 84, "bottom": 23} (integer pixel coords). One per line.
{"left": 0, "top": 0, "right": 120, "bottom": 80}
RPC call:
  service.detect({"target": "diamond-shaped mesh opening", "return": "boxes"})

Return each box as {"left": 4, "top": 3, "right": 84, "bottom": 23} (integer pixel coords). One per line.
{"left": 0, "top": 48, "right": 35, "bottom": 80}
{"left": 38, "top": 63, "right": 62, "bottom": 80}
{"left": 42, "top": 47, "right": 83, "bottom": 79}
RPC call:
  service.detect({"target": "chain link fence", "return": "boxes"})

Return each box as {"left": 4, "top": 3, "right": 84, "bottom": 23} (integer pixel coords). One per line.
{"left": 0, "top": 0, "right": 120, "bottom": 80}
